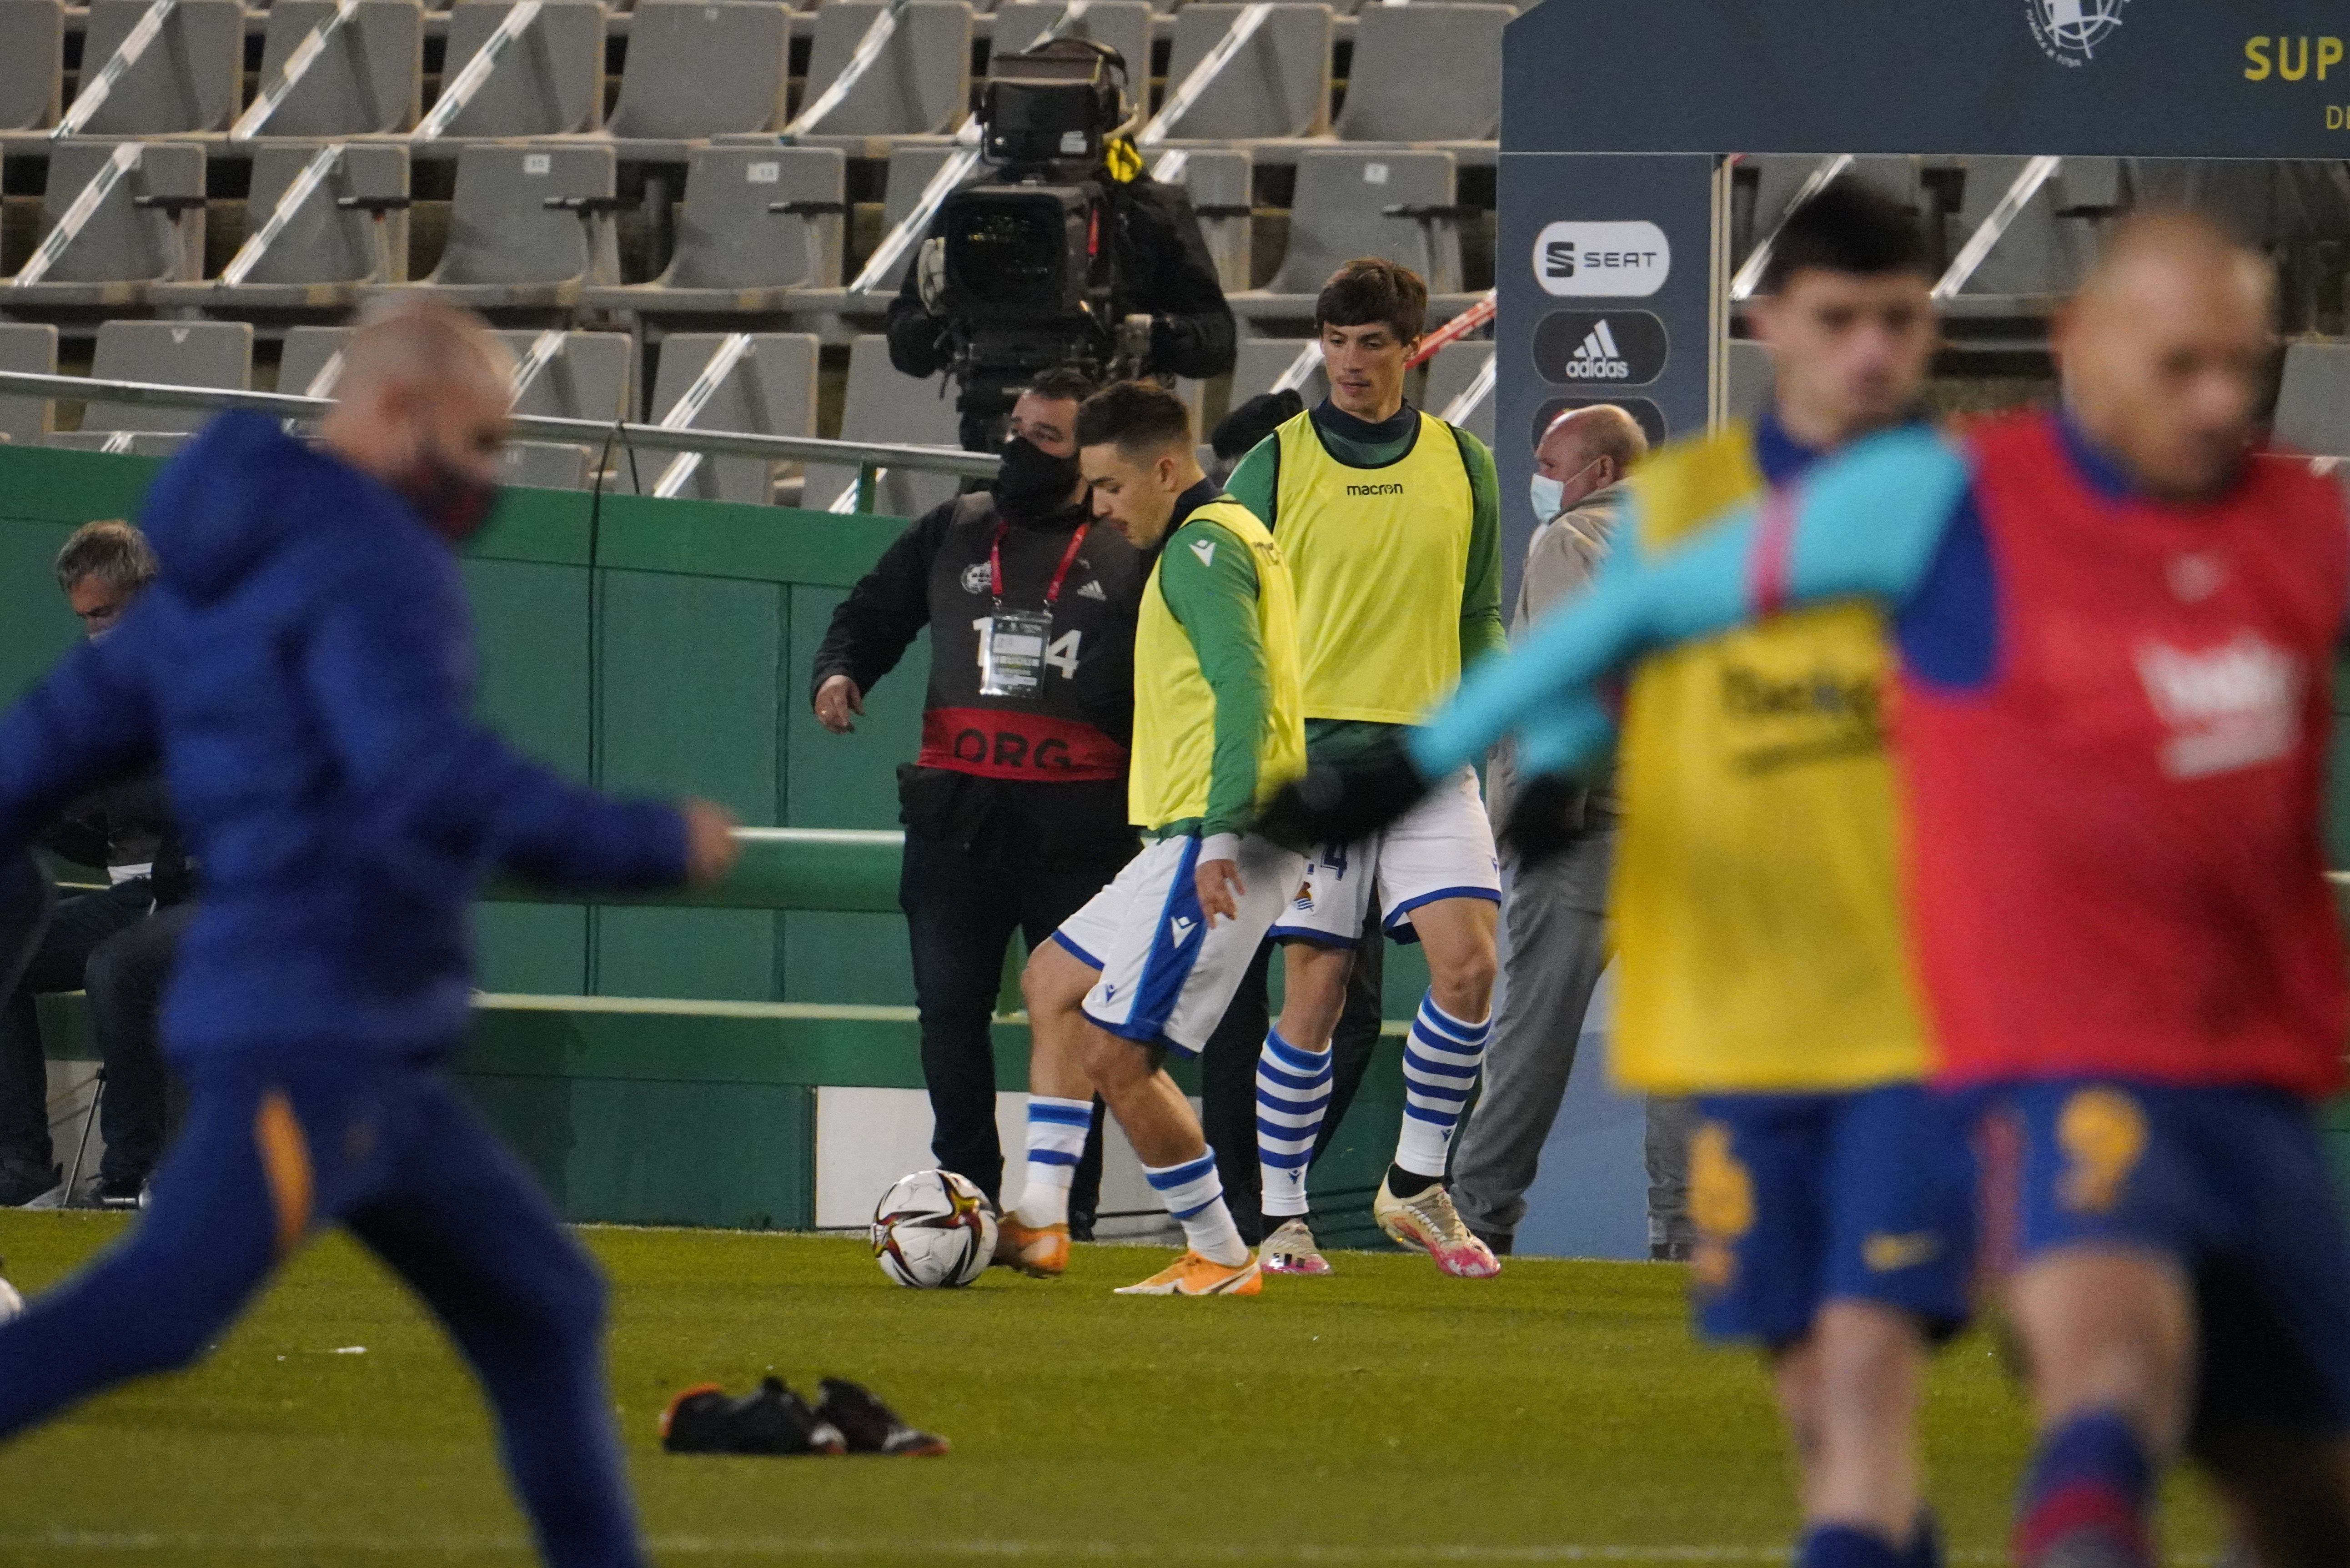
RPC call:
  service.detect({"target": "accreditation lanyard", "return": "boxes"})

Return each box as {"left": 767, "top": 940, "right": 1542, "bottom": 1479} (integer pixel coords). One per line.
{"left": 977, "top": 521, "right": 1089, "bottom": 698}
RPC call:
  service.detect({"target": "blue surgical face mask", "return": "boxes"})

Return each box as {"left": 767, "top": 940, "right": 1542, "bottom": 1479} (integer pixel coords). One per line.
{"left": 1529, "top": 472, "right": 1565, "bottom": 523}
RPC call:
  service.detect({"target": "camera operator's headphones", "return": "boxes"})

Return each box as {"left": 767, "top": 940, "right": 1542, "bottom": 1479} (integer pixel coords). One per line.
{"left": 978, "top": 38, "right": 1142, "bottom": 175}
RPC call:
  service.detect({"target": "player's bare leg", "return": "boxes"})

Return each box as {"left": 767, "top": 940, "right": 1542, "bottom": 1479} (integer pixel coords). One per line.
{"left": 1774, "top": 1302, "right": 1933, "bottom": 1554}
{"left": 2006, "top": 1246, "right": 2196, "bottom": 1568}
{"left": 1375, "top": 895, "right": 1501, "bottom": 1277}
{"left": 1255, "top": 940, "right": 1353, "bottom": 1274}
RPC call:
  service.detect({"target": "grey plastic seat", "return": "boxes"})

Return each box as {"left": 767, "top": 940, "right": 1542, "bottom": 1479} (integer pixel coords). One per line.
{"left": 65, "top": 0, "right": 242, "bottom": 135}
{"left": 1726, "top": 339, "right": 1773, "bottom": 420}
{"left": 151, "top": 143, "right": 410, "bottom": 312}
{"left": 247, "top": 0, "right": 425, "bottom": 137}
{"left": 367, "top": 143, "right": 618, "bottom": 309}
{"left": 1420, "top": 339, "right": 1493, "bottom": 443}
{"left": 0, "top": 0, "right": 64, "bottom": 133}
{"left": 800, "top": 335, "right": 962, "bottom": 518}
{"left": 1335, "top": 4, "right": 1506, "bottom": 143}
{"left": 859, "top": 144, "right": 965, "bottom": 293}
{"left": 502, "top": 442, "right": 595, "bottom": 489}
{"left": 632, "top": 332, "right": 818, "bottom": 504}
{"left": 276, "top": 324, "right": 353, "bottom": 400}
{"left": 1227, "top": 337, "right": 1328, "bottom": 407}
{"left": 605, "top": 0, "right": 791, "bottom": 151}
{"left": 586, "top": 146, "right": 845, "bottom": 315}
{"left": 798, "top": 2, "right": 973, "bottom": 138}
{"left": 1163, "top": 147, "right": 1253, "bottom": 293}
{"left": 81, "top": 320, "right": 253, "bottom": 435}
{"left": 3, "top": 142, "right": 206, "bottom": 308}
{"left": 2275, "top": 342, "right": 2350, "bottom": 458}
{"left": 0, "top": 323, "right": 58, "bottom": 444}
{"left": 432, "top": 0, "right": 605, "bottom": 137}
{"left": 1233, "top": 149, "right": 1465, "bottom": 323}
{"left": 1948, "top": 156, "right": 2122, "bottom": 308}
{"left": 492, "top": 328, "right": 633, "bottom": 422}
{"left": 1156, "top": 5, "right": 1331, "bottom": 142}
{"left": 991, "top": 2, "right": 1150, "bottom": 90}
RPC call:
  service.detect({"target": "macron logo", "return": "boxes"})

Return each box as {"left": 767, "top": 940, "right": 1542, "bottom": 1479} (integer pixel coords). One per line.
{"left": 1189, "top": 539, "right": 1216, "bottom": 568}
{"left": 1169, "top": 916, "right": 1198, "bottom": 944}
{"left": 1563, "top": 320, "right": 1632, "bottom": 381}
{"left": 1345, "top": 482, "right": 1405, "bottom": 497}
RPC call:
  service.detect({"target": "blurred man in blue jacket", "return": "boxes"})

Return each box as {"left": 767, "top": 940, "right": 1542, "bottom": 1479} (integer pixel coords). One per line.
{"left": 0, "top": 299, "right": 739, "bottom": 1568}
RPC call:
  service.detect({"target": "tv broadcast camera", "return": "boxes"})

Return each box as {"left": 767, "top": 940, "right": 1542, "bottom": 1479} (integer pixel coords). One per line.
{"left": 913, "top": 40, "right": 1157, "bottom": 443}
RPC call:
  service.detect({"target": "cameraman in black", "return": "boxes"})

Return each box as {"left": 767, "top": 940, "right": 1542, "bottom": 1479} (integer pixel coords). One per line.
{"left": 812, "top": 366, "right": 1141, "bottom": 1236}
{"left": 884, "top": 39, "right": 1236, "bottom": 452}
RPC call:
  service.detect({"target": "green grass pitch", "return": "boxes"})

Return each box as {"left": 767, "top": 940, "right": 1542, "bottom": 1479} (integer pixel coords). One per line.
{"left": 0, "top": 1212, "right": 2226, "bottom": 1566}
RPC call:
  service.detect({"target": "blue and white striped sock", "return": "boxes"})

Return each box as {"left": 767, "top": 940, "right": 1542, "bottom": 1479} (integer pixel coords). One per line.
{"left": 1393, "top": 993, "right": 1492, "bottom": 1179}
{"left": 1255, "top": 1026, "right": 1335, "bottom": 1219}
{"left": 1011, "top": 1096, "right": 1090, "bottom": 1229}
{"left": 1142, "top": 1151, "right": 1248, "bottom": 1266}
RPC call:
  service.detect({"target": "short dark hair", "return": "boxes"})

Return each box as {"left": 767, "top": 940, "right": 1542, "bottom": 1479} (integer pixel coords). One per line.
{"left": 1314, "top": 257, "right": 1427, "bottom": 342}
{"left": 1210, "top": 389, "right": 1305, "bottom": 462}
{"left": 54, "top": 519, "right": 156, "bottom": 596}
{"left": 1758, "top": 178, "right": 1930, "bottom": 295}
{"left": 1023, "top": 364, "right": 1099, "bottom": 406}
{"left": 1075, "top": 380, "right": 1193, "bottom": 455}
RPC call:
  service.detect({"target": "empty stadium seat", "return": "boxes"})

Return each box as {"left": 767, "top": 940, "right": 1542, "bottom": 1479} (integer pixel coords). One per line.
{"left": 1156, "top": 5, "right": 1332, "bottom": 142}
{"left": 67, "top": 0, "right": 242, "bottom": 136}
{"left": 1234, "top": 149, "right": 1465, "bottom": 322}
{"left": 586, "top": 146, "right": 846, "bottom": 315}
{"left": 800, "top": 335, "right": 961, "bottom": 518}
{"left": 862, "top": 144, "right": 965, "bottom": 293}
{"left": 276, "top": 324, "right": 352, "bottom": 400}
{"left": 0, "top": 323, "right": 57, "bottom": 445}
{"left": 431, "top": 0, "right": 605, "bottom": 138}
{"left": 1228, "top": 337, "right": 1329, "bottom": 407}
{"left": 367, "top": 143, "right": 618, "bottom": 310}
{"left": 991, "top": 1, "right": 1150, "bottom": 91}
{"left": 634, "top": 332, "right": 819, "bottom": 505}
{"left": 605, "top": 1, "right": 791, "bottom": 149}
{"left": 1163, "top": 147, "right": 1254, "bottom": 294}
{"left": 78, "top": 320, "right": 253, "bottom": 437}
{"left": 2274, "top": 341, "right": 2350, "bottom": 457}
{"left": 150, "top": 142, "right": 410, "bottom": 312}
{"left": 1420, "top": 339, "right": 1493, "bottom": 444}
{"left": 248, "top": 0, "right": 425, "bottom": 137}
{"left": 1334, "top": 4, "right": 1506, "bottom": 144}
{"left": 0, "top": 0, "right": 63, "bottom": 134}
{"left": 494, "top": 328, "right": 633, "bottom": 422}
{"left": 1726, "top": 339, "right": 1773, "bottom": 419}
{"left": 1948, "top": 156, "right": 2122, "bottom": 306}
{"left": 798, "top": 2, "right": 973, "bottom": 139}
{"left": 3, "top": 142, "right": 206, "bottom": 307}
{"left": 503, "top": 442, "right": 596, "bottom": 489}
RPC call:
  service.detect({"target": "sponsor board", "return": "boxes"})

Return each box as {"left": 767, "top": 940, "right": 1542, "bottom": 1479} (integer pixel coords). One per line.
{"left": 1533, "top": 221, "right": 1671, "bottom": 298}
{"left": 1533, "top": 310, "right": 1670, "bottom": 386}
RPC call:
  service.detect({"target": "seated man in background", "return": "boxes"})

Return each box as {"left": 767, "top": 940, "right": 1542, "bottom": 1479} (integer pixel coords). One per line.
{"left": 0, "top": 521, "right": 191, "bottom": 1208}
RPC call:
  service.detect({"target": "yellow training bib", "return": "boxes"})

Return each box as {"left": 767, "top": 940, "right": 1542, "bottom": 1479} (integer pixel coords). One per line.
{"left": 1270, "top": 410, "right": 1477, "bottom": 724}
{"left": 1608, "top": 424, "right": 1928, "bottom": 1094}
{"left": 1129, "top": 500, "right": 1307, "bottom": 833}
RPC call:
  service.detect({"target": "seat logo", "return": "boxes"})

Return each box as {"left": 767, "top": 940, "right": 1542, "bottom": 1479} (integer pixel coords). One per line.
{"left": 2025, "top": 0, "right": 2129, "bottom": 67}
{"left": 1533, "top": 221, "right": 1671, "bottom": 299}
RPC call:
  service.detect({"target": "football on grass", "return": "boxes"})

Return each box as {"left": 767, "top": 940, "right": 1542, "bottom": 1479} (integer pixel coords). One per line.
{"left": 871, "top": 1170, "right": 997, "bottom": 1288}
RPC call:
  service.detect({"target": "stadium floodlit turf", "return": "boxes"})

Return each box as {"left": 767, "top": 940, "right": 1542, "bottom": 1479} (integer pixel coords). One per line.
{"left": 0, "top": 1212, "right": 2226, "bottom": 1566}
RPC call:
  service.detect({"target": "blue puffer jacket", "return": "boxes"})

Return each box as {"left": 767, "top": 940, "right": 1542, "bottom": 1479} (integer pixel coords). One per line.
{"left": 0, "top": 413, "right": 688, "bottom": 1060}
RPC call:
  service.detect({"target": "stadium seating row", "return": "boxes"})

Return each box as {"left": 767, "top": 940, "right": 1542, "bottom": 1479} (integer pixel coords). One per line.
{"left": 0, "top": 317, "right": 1500, "bottom": 507}
{"left": 0, "top": 0, "right": 1509, "bottom": 148}
{"left": 0, "top": 140, "right": 1486, "bottom": 329}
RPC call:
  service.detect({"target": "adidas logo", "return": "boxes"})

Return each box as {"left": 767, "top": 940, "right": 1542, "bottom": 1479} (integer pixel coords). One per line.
{"left": 1563, "top": 320, "right": 1632, "bottom": 381}
{"left": 1077, "top": 579, "right": 1107, "bottom": 601}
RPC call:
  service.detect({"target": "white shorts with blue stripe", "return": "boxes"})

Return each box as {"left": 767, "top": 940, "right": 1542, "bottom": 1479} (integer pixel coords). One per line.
{"left": 1052, "top": 831, "right": 1308, "bottom": 1058}
{"left": 1273, "top": 765, "right": 1501, "bottom": 948}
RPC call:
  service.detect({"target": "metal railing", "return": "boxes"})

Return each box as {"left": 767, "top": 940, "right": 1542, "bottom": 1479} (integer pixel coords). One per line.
{"left": 0, "top": 370, "right": 1001, "bottom": 500}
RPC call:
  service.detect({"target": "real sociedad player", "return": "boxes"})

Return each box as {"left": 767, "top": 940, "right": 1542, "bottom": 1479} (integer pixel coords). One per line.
{"left": 1272, "top": 209, "right": 2350, "bottom": 1568}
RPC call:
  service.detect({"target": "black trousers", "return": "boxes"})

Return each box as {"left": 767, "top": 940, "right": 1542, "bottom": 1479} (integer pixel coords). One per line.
{"left": 899, "top": 826, "right": 1122, "bottom": 1220}
{"left": 84, "top": 900, "right": 190, "bottom": 1186}
{"left": 1199, "top": 907, "right": 1387, "bottom": 1244}
{"left": 0, "top": 880, "right": 168, "bottom": 1178}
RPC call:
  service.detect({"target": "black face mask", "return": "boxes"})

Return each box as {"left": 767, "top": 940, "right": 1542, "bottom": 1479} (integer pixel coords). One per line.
{"left": 993, "top": 437, "right": 1083, "bottom": 520}
{"left": 399, "top": 448, "right": 503, "bottom": 543}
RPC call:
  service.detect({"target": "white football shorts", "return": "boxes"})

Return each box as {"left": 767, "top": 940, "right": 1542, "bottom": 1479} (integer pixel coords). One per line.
{"left": 1052, "top": 831, "right": 1308, "bottom": 1056}
{"left": 1271, "top": 765, "right": 1501, "bottom": 947}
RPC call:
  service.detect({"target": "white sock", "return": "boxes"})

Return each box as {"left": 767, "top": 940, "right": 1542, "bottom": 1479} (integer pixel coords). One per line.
{"left": 1011, "top": 1096, "right": 1090, "bottom": 1228}
{"left": 1255, "top": 1025, "right": 1334, "bottom": 1219}
{"left": 1142, "top": 1151, "right": 1248, "bottom": 1266}
{"left": 1394, "top": 992, "right": 1492, "bottom": 1179}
